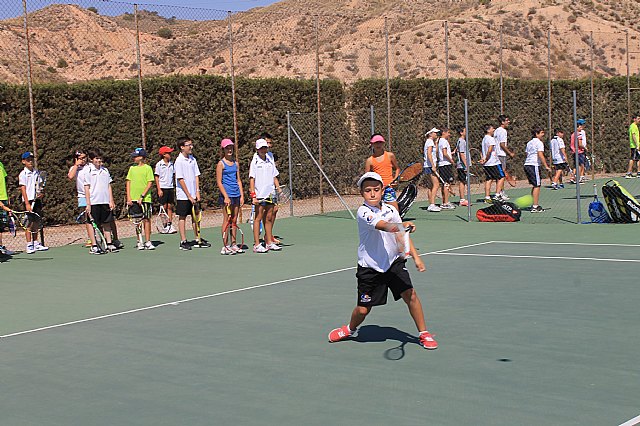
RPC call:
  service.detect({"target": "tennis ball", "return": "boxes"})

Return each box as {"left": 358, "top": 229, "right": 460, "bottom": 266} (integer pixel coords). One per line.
{"left": 514, "top": 194, "right": 534, "bottom": 208}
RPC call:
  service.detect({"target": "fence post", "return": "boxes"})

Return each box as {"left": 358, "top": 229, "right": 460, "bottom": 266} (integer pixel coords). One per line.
{"left": 287, "top": 111, "right": 294, "bottom": 217}
{"left": 227, "top": 12, "right": 239, "bottom": 162}
{"left": 590, "top": 31, "right": 595, "bottom": 181}
{"left": 384, "top": 17, "right": 392, "bottom": 149}
{"left": 547, "top": 28, "right": 552, "bottom": 163}
{"left": 464, "top": 99, "right": 471, "bottom": 222}
{"left": 573, "top": 91, "right": 582, "bottom": 224}
{"left": 499, "top": 26, "right": 504, "bottom": 114}
{"left": 134, "top": 4, "right": 147, "bottom": 150}
{"left": 22, "top": 0, "right": 38, "bottom": 168}
{"left": 626, "top": 31, "right": 631, "bottom": 123}
{"left": 315, "top": 15, "right": 324, "bottom": 214}
{"left": 370, "top": 105, "right": 375, "bottom": 136}
{"left": 445, "top": 20, "right": 450, "bottom": 129}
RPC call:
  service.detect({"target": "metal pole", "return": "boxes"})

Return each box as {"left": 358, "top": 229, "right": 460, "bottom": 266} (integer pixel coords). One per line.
{"left": 22, "top": 0, "right": 38, "bottom": 168}
{"left": 590, "top": 31, "right": 595, "bottom": 181}
{"left": 287, "top": 111, "right": 294, "bottom": 217}
{"left": 315, "top": 16, "right": 324, "bottom": 214}
{"left": 445, "top": 20, "right": 450, "bottom": 128}
{"left": 370, "top": 105, "right": 375, "bottom": 136}
{"left": 228, "top": 12, "right": 239, "bottom": 162}
{"left": 464, "top": 99, "right": 471, "bottom": 222}
{"left": 134, "top": 4, "right": 147, "bottom": 150}
{"left": 547, "top": 28, "right": 552, "bottom": 163}
{"left": 626, "top": 31, "right": 631, "bottom": 123}
{"left": 385, "top": 17, "right": 392, "bottom": 149}
{"left": 573, "top": 91, "right": 581, "bottom": 224}
{"left": 499, "top": 26, "right": 504, "bottom": 114}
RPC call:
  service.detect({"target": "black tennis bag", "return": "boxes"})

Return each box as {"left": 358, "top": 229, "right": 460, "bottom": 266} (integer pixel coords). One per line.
{"left": 601, "top": 180, "right": 640, "bottom": 223}
{"left": 476, "top": 202, "right": 521, "bottom": 222}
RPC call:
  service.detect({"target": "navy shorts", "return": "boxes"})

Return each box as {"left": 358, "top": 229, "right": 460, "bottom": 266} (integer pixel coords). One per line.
{"left": 219, "top": 195, "right": 241, "bottom": 206}
{"left": 483, "top": 164, "right": 505, "bottom": 181}
{"left": 437, "top": 164, "right": 455, "bottom": 184}
{"left": 356, "top": 258, "right": 413, "bottom": 307}
{"left": 524, "top": 165, "right": 541, "bottom": 187}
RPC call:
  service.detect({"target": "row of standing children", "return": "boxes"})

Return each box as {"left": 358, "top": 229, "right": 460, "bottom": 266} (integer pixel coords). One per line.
{"left": 66, "top": 133, "right": 282, "bottom": 255}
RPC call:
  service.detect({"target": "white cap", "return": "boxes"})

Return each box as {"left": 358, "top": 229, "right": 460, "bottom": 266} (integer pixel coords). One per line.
{"left": 256, "top": 138, "right": 269, "bottom": 149}
{"left": 426, "top": 127, "right": 440, "bottom": 135}
{"left": 357, "top": 171, "right": 384, "bottom": 189}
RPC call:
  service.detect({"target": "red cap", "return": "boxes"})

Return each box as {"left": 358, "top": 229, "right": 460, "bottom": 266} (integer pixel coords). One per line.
{"left": 159, "top": 146, "right": 174, "bottom": 155}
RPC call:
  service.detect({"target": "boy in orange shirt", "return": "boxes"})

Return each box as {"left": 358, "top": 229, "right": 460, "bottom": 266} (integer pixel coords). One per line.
{"left": 364, "top": 134, "right": 400, "bottom": 212}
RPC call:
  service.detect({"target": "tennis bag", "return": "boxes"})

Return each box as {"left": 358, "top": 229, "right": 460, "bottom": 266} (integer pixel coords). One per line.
{"left": 588, "top": 190, "right": 611, "bottom": 223}
{"left": 476, "top": 202, "right": 521, "bottom": 222}
{"left": 601, "top": 180, "right": 640, "bottom": 223}
{"left": 397, "top": 183, "right": 418, "bottom": 218}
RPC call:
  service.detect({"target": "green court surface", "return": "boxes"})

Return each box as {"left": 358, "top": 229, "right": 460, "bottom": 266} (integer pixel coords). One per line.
{"left": 1, "top": 214, "right": 639, "bottom": 425}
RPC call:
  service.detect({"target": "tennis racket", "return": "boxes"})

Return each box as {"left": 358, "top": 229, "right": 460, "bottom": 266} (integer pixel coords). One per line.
{"left": 221, "top": 205, "right": 233, "bottom": 254}
{"left": 128, "top": 202, "right": 144, "bottom": 248}
{"left": 156, "top": 205, "right": 171, "bottom": 234}
{"left": 433, "top": 168, "right": 456, "bottom": 196}
{"left": 468, "top": 147, "right": 483, "bottom": 165}
{"left": 383, "top": 222, "right": 413, "bottom": 259}
{"left": 8, "top": 212, "right": 17, "bottom": 237}
{"left": 192, "top": 201, "right": 203, "bottom": 247}
{"left": 9, "top": 210, "right": 41, "bottom": 234}
{"left": 76, "top": 211, "right": 108, "bottom": 253}
{"left": 35, "top": 170, "right": 47, "bottom": 244}
{"left": 397, "top": 183, "right": 418, "bottom": 218}
{"left": 505, "top": 170, "right": 517, "bottom": 187}
{"left": 276, "top": 185, "right": 291, "bottom": 204}
{"left": 389, "top": 162, "right": 423, "bottom": 187}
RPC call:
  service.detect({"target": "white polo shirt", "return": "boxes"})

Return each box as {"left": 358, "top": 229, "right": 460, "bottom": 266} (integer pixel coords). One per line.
{"left": 550, "top": 136, "right": 566, "bottom": 164}
{"left": 456, "top": 138, "right": 467, "bottom": 169}
{"left": 75, "top": 165, "right": 89, "bottom": 199}
{"left": 357, "top": 202, "right": 402, "bottom": 272}
{"left": 525, "top": 138, "right": 545, "bottom": 166}
{"left": 482, "top": 135, "right": 500, "bottom": 166}
{"left": 174, "top": 153, "right": 201, "bottom": 200}
{"left": 437, "top": 138, "right": 452, "bottom": 166}
{"left": 154, "top": 159, "right": 175, "bottom": 189}
{"left": 18, "top": 167, "right": 38, "bottom": 202}
{"left": 249, "top": 155, "right": 278, "bottom": 199}
{"left": 83, "top": 164, "right": 112, "bottom": 205}
{"left": 423, "top": 138, "right": 437, "bottom": 168}
{"left": 494, "top": 126, "right": 508, "bottom": 157}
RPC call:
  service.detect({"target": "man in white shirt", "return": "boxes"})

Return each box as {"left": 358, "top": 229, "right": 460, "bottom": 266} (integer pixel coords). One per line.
{"left": 494, "top": 115, "right": 516, "bottom": 198}
{"left": 480, "top": 124, "right": 506, "bottom": 203}
{"left": 437, "top": 128, "right": 455, "bottom": 209}
{"left": 524, "top": 128, "right": 552, "bottom": 212}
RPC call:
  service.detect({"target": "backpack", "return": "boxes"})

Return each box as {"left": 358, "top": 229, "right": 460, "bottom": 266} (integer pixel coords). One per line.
{"left": 601, "top": 180, "right": 640, "bottom": 223}
{"left": 588, "top": 186, "right": 611, "bottom": 223}
{"left": 476, "top": 202, "right": 521, "bottom": 222}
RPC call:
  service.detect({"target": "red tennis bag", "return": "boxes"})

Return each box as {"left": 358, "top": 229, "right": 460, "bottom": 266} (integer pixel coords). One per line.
{"left": 476, "top": 202, "right": 521, "bottom": 222}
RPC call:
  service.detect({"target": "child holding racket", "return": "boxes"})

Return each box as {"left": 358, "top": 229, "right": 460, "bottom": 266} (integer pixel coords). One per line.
{"left": 18, "top": 152, "right": 48, "bottom": 254}
{"left": 126, "top": 148, "right": 155, "bottom": 250}
{"left": 175, "top": 136, "right": 210, "bottom": 251}
{"left": 453, "top": 126, "right": 470, "bottom": 206}
{"left": 550, "top": 129, "right": 569, "bottom": 189}
{"left": 328, "top": 172, "right": 437, "bottom": 350}
{"left": 423, "top": 128, "right": 441, "bottom": 212}
{"left": 480, "top": 124, "right": 506, "bottom": 203}
{"left": 364, "top": 133, "right": 400, "bottom": 212}
{"left": 68, "top": 149, "right": 94, "bottom": 248}
{"left": 249, "top": 138, "right": 281, "bottom": 253}
{"left": 0, "top": 158, "right": 15, "bottom": 256}
{"left": 494, "top": 114, "right": 516, "bottom": 199}
{"left": 216, "top": 138, "right": 245, "bottom": 254}
{"left": 436, "top": 128, "right": 456, "bottom": 209}
{"left": 524, "top": 127, "right": 552, "bottom": 212}
{"left": 84, "top": 148, "right": 117, "bottom": 254}
{"left": 154, "top": 146, "right": 177, "bottom": 234}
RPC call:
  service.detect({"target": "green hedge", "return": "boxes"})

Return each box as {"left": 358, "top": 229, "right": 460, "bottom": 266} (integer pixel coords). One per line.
{"left": 1, "top": 75, "right": 637, "bottom": 225}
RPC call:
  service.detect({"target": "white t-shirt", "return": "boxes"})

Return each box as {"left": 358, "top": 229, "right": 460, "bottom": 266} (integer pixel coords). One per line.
{"left": 18, "top": 167, "right": 39, "bottom": 202}
{"left": 154, "top": 159, "right": 175, "bottom": 189}
{"left": 579, "top": 130, "right": 587, "bottom": 150}
{"left": 437, "top": 138, "right": 452, "bottom": 166}
{"left": 357, "top": 202, "right": 402, "bottom": 272}
{"left": 525, "top": 138, "right": 545, "bottom": 166}
{"left": 249, "top": 155, "right": 278, "bottom": 199}
{"left": 83, "top": 164, "right": 112, "bottom": 205}
{"left": 494, "top": 126, "right": 508, "bottom": 157}
{"left": 174, "top": 154, "right": 201, "bottom": 200}
{"left": 482, "top": 135, "right": 500, "bottom": 167}
{"left": 550, "top": 136, "right": 566, "bottom": 164}
{"left": 423, "top": 138, "right": 437, "bottom": 168}
{"left": 456, "top": 138, "right": 467, "bottom": 169}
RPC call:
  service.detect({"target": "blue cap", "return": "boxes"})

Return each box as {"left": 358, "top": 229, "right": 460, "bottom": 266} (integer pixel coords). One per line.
{"left": 576, "top": 119, "right": 586, "bottom": 125}
{"left": 131, "top": 147, "right": 148, "bottom": 158}
{"left": 21, "top": 151, "right": 34, "bottom": 159}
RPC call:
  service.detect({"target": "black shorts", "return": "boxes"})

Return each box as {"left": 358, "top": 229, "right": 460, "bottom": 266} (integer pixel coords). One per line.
{"left": 176, "top": 199, "right": 194, "bottom": 217}
{"left": 483, "top": 164, "right": 505, "bottom": 181}
{"left": 554, "top": 162, "right": 570, "bottom": 172}
{"left": 577, "top": 152, "right": 587, "bottom": 166}
{"left": 524, "top": 165, "right": 541, "bottom": 187}
{"left": 0, "top": 200, "right": 7, "bottom": 232}
{"left": 631, "top": 148, "right": 640, "bottom": 161}
{"left": 218, "top": 195, "right": 241, "bottom": 207}
{"left": 137, "top": 202, "right": 152, "bottom": 219}
{"left": 158, "top": 188, "right": 175, "bottom": 205}
{"left": 356, "top": 258, "right": 413, "bottom": 307}
{"left": 91, "top": 204, "right": 114, "bottom": 225}
{"left": 457, "top": 168, "right": 467, "bottom": 182}
{"left": 437, "top": 164, "right": 455, "bottom": 184}
{"left": 23, "top": 199, "right": 44, "bottom": 222}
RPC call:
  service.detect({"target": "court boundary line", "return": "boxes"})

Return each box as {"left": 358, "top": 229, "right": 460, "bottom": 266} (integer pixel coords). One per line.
{"left": 0, "top": 241, "right": 493, "bottom": 340}
{"left": 431, "top": 252, "right": 640, "bottom": 263}
{"left": 492, "top": 240, "right": 640, "bottom": 248}
{"left": 619, "top": 414, "right": 640, "bottom": 426}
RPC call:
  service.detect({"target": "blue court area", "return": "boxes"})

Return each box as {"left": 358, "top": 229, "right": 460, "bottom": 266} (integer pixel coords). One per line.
{"left": 1, "top": 216, "right": 639, "bottom": 425}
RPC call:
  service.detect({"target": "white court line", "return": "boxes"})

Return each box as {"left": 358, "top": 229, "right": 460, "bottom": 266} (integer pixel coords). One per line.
{"left": 431, "top": 252, "right": 640, "bottom": 263}
{"left": 492, "top": 241, "right": 640, "bottom": 248}
{"left": 0, "top": 241, "right": 493, "bottom": 340}
{"left": 619, "top": 414, "right": 640, "bottom": 426}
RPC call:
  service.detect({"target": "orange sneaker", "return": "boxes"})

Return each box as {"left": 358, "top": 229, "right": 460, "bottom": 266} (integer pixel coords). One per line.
{"left": 328, "top": 325, "right": 352, "bottom": 343}
{"left": 419, "top": 331, "right": 438, "bottom": 350}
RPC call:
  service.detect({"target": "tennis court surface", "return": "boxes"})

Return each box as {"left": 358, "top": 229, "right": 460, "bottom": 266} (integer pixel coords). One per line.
{"left": 1, "top": 216, "right": 639, "bottom": 426}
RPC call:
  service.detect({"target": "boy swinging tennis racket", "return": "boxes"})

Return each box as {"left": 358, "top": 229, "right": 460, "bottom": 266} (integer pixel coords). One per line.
{"left": 328, "top": 172, "right": 438, "bottom": 350}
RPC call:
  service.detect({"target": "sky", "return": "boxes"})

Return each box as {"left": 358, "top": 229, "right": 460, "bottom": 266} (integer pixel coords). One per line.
{"left": 4, "top": 0, "right": 281, "bottom": 20}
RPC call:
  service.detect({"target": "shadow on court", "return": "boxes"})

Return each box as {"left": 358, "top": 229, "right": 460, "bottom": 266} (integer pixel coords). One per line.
{"left": 352, "top": 325, "right": 420, "bottom": 360}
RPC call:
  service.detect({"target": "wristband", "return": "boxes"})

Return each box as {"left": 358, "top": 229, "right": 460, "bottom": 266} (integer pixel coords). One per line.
{"left": 250, "top": 192, "right": 256, "bottom": 198}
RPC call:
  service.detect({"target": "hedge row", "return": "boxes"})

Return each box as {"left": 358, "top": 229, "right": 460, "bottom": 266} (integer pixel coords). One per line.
{"left": 0, "top": 75, "right": 637, "bottom": 224}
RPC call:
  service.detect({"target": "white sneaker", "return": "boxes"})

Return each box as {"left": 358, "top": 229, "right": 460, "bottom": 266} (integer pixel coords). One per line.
{"left": 220, "top": 246, "right": 233, "bottom": 255}
{"left": 168, "top": 224, "right": 177, "bottom": 234}
{"left": 499, "top": 193, "right": 510, "bottom": 201}
{"left": 266, "top": 242, "right": 282, "bottom": 251}
{"left": 90, "top": 245, "right": 104, "bottom": 255}
{"left": 253, "top": 243, "right": 268, "bottom": 253}
{"left": 33, "top": 241, "right": 49, "bottom": 251}
{"left": 441, "top": 203, "right": 455, "bottom": 210}
{"left": 107, "top": 244, "right": 118, "bottom": 252}
{"left": 137, "top": 242, "right": 145, "bottom": 250}
{"left": 231, "top": 244, "right": 244, "bottom": 254}
{"left": 0, "top": 245, "right": 15, "bottom": 256}
{"left": 26, "top": 243, "right": 35, "bottom": 254}
{"left": 427, "top": 204, "right": 441, "bottom": 212}
{"left": 144, "top": 241, "right": 156, "bottom": 250}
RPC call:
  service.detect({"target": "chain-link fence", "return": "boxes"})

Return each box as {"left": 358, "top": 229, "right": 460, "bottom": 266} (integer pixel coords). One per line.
{"left": 2, "top": 0, "right": 640, "bottom": 250}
